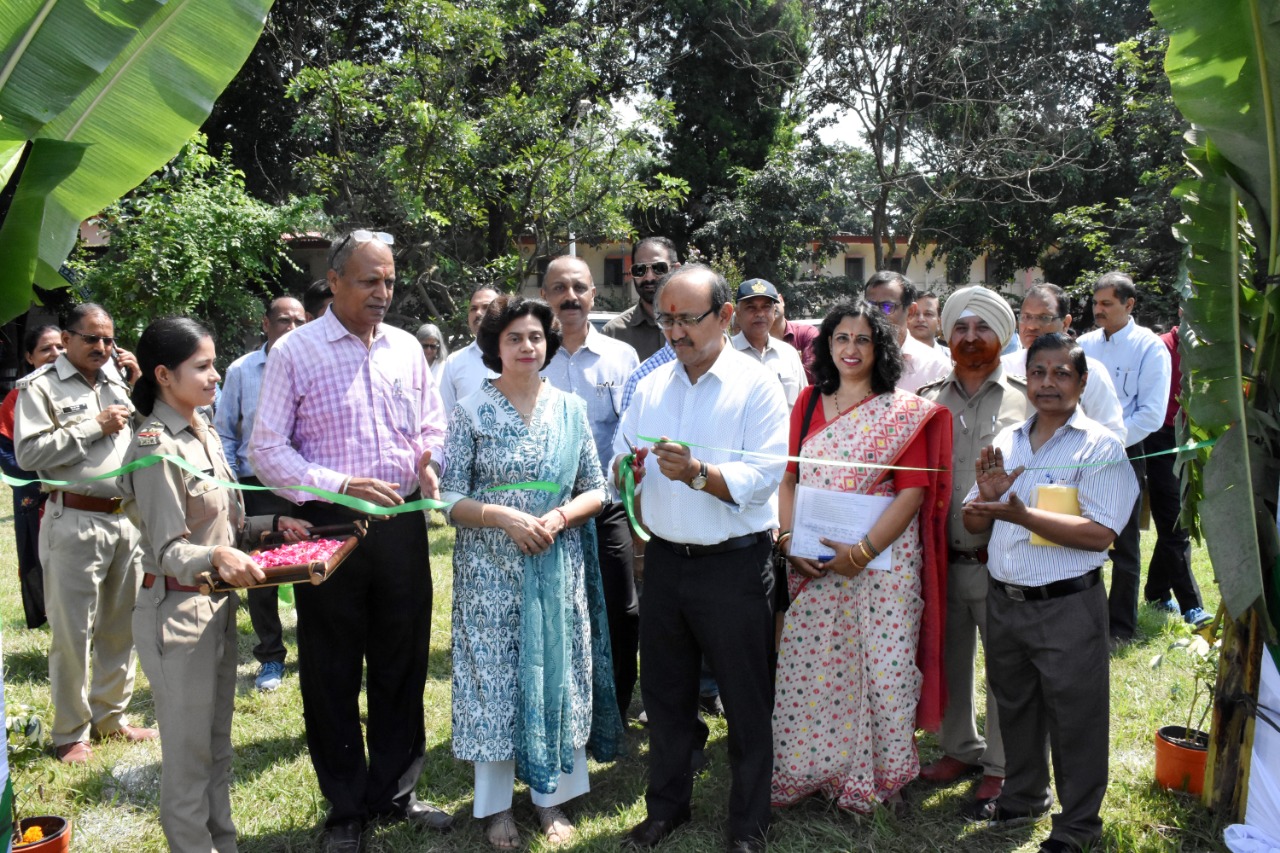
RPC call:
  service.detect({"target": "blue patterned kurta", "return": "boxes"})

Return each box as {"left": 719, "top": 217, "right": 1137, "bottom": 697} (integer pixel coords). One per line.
{"left": 441, "top": 381, "right": 607, "bottom": 768}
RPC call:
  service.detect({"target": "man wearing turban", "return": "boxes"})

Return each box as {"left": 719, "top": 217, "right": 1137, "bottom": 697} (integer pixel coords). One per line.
{"left": 917, "top": 285, "right": 1032, "bottom": 814}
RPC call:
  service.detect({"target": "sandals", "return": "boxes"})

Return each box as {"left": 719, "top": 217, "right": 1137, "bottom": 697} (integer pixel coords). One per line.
{"left": 486, "top": 809, "right": 519, "bottom": 850}
{"left": 535, "top": 805, "right": 575, "bottom": 846}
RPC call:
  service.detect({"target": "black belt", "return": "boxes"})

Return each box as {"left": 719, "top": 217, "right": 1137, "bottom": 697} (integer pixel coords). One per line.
{"left": 991, "top": 567, "right": 1102, "bottom": 602}
{"left": 950, "top": 547, "right": 988, "bottom": 563}
{"left": 652, "top": 531, "right": 771, "bottom": 558}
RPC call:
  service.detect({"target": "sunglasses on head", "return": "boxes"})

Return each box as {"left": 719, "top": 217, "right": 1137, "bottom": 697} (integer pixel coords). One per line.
{"left": 329, "top": 229, "right": 394, "bottom": 264}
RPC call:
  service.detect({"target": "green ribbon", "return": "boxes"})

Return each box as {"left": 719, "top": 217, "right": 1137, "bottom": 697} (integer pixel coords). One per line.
{"left": 618, "top": 453, "right": 649, "bottom": 543}
{"left": 1, "top": 454, "right": 558, "bottom": 516}
{"left": 635, "top": 435, "right": 1218, "bottom": 473}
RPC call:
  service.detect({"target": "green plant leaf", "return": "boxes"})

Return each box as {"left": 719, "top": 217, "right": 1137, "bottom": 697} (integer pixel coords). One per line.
{"left": 1152, "top": 0, "right": 1280, "bottom": 262}
{"left": 1199, "top": 423, "right": 1266, "bottom": 618}
{"left": 0, "top": 137, "right": 85, "bottom": 319}
{"left": 0, "top": 0, "right": 165, "bottom": 138}
{"left": 0, "top": 0, "right": 273, "bottom": 313}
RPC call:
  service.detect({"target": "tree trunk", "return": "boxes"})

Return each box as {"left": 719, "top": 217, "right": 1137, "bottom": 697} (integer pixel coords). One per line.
{"left": 1204, "top": 604, "right": 1263, "bottom": 820}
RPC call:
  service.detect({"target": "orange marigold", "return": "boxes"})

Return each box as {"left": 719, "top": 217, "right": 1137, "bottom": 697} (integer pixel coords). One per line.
{"left": 20, "top": 825, "right": 44, "bottom": 844}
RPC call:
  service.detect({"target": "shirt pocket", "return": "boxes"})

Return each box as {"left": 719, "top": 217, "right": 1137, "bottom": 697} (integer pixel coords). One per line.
{"left": 1114, "top": 366, "right": 1137, "bottom": 399}
{"left": 184, "top": 470, "right": 224, "bottom": 526}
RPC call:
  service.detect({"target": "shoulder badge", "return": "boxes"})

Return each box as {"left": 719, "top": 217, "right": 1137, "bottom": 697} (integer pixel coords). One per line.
{"left": 15, "top": 362, "right": 55, "bottom": 390}
{"left": 136, "top": 422, "right": 164, "bottom": 447}
{"left": 1006, "top": 373, "right": 1028, "bottom": 389}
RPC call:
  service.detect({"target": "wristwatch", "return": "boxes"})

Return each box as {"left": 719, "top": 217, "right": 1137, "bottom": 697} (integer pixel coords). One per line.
{"left": 690, "top": 461, "right": 708, "bottom": 491}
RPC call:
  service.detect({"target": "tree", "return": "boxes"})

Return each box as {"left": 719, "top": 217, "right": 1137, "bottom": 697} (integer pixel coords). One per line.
{"left": 283, "top": 0, "right": 686, "bottom": 336}
{"left": 0, "top": 0, "right": 275, "bottom": 322}
{"left": 1150, "top": 0, "right": 1280, "bottom": 820}
{"left": 71, "top": 136, "right": 323, "bottom": 362}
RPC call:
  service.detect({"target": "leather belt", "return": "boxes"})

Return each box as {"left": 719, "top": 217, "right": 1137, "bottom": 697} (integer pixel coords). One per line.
{"left": 142, "top": 572, "right": 203, "bottom": 594}
{"left": 991, "top": 567, "right": 1102, "bottom": 602}
{"left": 58, "top": 492, "right": 123, "bottom": 514}
{"left": 653, "top": 531, "right": 771, "bottom": 558}
{"left": 950, "top": 547, "right": 988, "bottom": 564}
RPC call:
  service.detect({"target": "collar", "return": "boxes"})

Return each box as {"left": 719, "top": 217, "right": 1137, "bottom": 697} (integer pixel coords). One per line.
{"left": 939, "top": 362, "right": 1010, "bottom": 396}
{"left": 151, "top": 399, "right": 196, "bottom": 436}
{"left": 321, "top": 307, "right": 384, "bottom": 344}
{"left": 1103, "top": 317, "right": 1137, "bottom": 342}
{"left": 627, "top": 303, "right": 658, "bottom": 328}
{"left": 731, "top": 331, "right": 775, "bottom": 355}
{"left": 1017, "top": 406, "right": 1087, "bottom": 439}
{"left": 54, "top": 353, "right": 106, "bottom": 386}
{"left": 676, "top": 340, "right": 735, "bottom": 386}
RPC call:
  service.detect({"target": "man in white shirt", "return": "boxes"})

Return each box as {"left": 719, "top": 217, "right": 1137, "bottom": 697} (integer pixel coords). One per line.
{"left": 1077, "top": 272, "right": 1171, "bottom": 644}
{"left": 864, "top": 271, "right": 951, "bottom": 393}
{"left": 1001, "top": 284, "right": 1126, "bottom": 444}
{"left": 539, "top": 256, "right": 642, "bottom": 719}
{"left": 439, "top": 285, "right": 500, "bottom": 412}
{"left": 612, "top": 265, "right": 788, "bottom": 853}
{"left": 962, "top": 332, "right": 1137, "bottom": 852}
{"left": 731, "top": 278, "right": 808, "bottom": 406}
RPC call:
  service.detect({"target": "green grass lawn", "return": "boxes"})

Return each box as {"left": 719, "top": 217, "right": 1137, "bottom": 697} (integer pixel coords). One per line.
{"left": 1, "top": 516, "right": 1231, "bottom": 851}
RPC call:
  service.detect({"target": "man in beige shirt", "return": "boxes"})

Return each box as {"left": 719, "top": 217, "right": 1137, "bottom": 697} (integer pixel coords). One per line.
{"left": 602, "top": 236, "right": 681, "bottom": 360}
{"left": 917, "top": 286, "right": 1030, "bottom": 811}
{"left": 15, "top": 303, "right": 157, "bottom": 763}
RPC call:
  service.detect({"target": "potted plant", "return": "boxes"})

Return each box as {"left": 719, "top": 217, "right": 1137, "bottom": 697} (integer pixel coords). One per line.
{"left": 6, "top": 705, "right": 71, "bottom": 852}
{"left": 1150, "top": 622, "right": 1221, "bottom": 796}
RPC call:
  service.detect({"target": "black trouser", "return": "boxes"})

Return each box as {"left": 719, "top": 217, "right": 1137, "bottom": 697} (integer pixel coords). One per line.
{"left": 597, "top": 501, "right": 640, "bottom": 717}
{"left": 987, "top": 578, "right": 1110, "bottom": 849}
{"left": 640, "top": 535, "right": 774, "bottom": 843}
{"left": 294, "top": 500, "right": 433, "bottom": 827}
{"left": 13, "top": 484, "right": 46, "bottom": 629}
{"left": 1143, "top": 425, "right": 1204, "bottom": 613}
{"left": 243, "top": 477, "right": 295, "bottom": 665}
{"left": 1107, "top": 444, "right": 1145, "bottom": 640}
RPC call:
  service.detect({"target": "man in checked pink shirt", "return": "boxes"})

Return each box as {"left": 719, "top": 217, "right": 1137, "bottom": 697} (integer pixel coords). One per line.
{"left": 250, "top": 229, "right": 451, "bottom": 853}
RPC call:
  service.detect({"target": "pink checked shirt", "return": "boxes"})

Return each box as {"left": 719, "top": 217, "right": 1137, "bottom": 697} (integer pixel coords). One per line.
{"left": 249, "top": 310, "right": 447, "bottom": 504}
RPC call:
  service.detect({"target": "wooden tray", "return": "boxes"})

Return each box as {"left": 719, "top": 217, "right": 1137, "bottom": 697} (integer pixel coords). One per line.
{"left": 198, "top": 522, "right": 367, "bottom": 595}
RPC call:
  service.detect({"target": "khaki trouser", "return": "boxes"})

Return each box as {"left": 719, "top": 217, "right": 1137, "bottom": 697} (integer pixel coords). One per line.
{"left": 39, "top": 502, "right": 142, "bottom": 745}
{"left": 135, "top": 581, "right": 239, "bottom": 853}
{"left": 937, "top": 557, "right": 1005, "bottom": 776}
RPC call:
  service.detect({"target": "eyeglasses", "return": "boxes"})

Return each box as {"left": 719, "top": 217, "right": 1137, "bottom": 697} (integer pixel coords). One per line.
{"left": 867, "top": 300, "right": 898, "bottom": 315}
{"left": 630, "top": 262, "right": 671, "bottom": 279}
{"left": 67, "top": 330, "right": 115, "bottom": 347}
{"left": 655, "top": 307, "right": 716, "bottom": 330}
{"left": 1018, "top": 313, "right": 1060, "bottom": 325}
{"left": 330, "top": 229, "right": 394, "bottom": 261}
{"left": 422, "top": 342, "right": 440, "bottom": 349}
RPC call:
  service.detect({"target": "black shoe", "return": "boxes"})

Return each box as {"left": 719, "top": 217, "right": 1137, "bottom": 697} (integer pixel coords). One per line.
{"left": 699, "top": 693, "right": 725, "bottom": 716}
{"left": 622, "top": 812, "right": 691, "bottom": 848}
{"left": 323, "top": 821, "right": 364, "bottom": 853}
{"left": 964, "top": 799, "right": 1050, "bottom": 825}
{"left": 1038, "top": 839, "right": 1079, "bottom": 853}
{"left": 402, "top": 801, "right": 454, "bottom": 832}
{"left": 727, "top": 837, "right": 766, "bottom": 853}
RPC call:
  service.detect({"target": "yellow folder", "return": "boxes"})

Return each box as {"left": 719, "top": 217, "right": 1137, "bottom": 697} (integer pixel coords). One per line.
{"left": 1030, "top": 484, "right": 1081, "bottom": 546}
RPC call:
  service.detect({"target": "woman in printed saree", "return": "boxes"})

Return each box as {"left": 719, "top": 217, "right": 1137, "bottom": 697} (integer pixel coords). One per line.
{"left": 771, "top": 299, "right": 953, "bottom": 814}
{"left": 440, "top": 295, "right": 623, "bottom": 850}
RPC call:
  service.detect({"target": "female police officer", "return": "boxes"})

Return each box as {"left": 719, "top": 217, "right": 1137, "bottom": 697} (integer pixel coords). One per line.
{"left": 123, "top": 317, "right": 309, "bottom": 851}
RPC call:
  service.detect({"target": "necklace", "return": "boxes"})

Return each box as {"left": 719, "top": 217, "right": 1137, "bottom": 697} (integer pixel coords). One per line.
{"left": 497, "top": 378, "right": 541, "bottom": 425}
{"left": 833, "top": 383, "right": 872, "bottom": 413}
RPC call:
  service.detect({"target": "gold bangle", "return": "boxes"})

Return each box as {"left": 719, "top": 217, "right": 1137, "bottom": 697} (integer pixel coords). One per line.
{"left": 847, "top": 544, "right": 859, "bottom": 566}
{"left": 858, "top": 541, "right": 875, "bottom": 564}
{"left": 480, "top": 505, "right": 488, "bottom": 526}
{"left": 776, "top": 531, "right": 792, "bottom": 546}
{"left": 862, "top": 536, "right": 881, "bottom": 558}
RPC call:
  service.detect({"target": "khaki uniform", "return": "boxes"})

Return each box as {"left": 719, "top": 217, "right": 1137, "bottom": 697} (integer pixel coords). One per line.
{"left": 123, "top": 400, "right": 272, "bottom": 853}
{"left": 918, "top": 366, "right": 1031, "bottom": 776}
{"left": 14, "top": 355, "right": 142, "bottom": 746}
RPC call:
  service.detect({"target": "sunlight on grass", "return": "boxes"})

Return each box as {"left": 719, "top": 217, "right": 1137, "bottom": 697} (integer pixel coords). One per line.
{"left": 0, "top": 515, "right": 1230, "bottom": 850}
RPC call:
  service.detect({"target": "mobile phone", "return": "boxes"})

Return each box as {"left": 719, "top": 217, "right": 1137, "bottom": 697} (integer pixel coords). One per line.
{"left": 114, "top": 350, "right": 135, "bottom": 382}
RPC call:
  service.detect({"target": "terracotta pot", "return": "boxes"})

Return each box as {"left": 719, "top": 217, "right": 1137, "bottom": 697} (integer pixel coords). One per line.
{"left": 14, "top": 816, "right": 72, "bottom": 852}
{"left": 1155, "top": 725, "right": 1209, "bottom": 795}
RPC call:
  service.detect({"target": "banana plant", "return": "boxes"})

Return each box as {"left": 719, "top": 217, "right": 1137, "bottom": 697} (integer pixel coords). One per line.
{"left": 0, "top": 0, "right": 274, "bottom": 322}
{"left": 1151, "top": 0, "right": 1280, "bottom": 820}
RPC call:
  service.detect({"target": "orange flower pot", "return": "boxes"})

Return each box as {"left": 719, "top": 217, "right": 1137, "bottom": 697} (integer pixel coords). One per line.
{"left": 1155, "top": 725, "right": 1208, "bottom": 796}
{"left": 14, "top": 816, "right": 72, "bottom": 852}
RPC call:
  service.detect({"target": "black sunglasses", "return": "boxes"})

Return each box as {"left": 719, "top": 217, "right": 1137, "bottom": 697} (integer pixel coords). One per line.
{"left": 68, "top": 330, "right": 116, "bottom": 347}
{"left": 630, "top": 262, "right": 671, "bottom": 278}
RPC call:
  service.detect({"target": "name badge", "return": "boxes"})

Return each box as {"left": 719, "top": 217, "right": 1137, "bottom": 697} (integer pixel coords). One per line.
{"left": 61, "top": 404, "right": 89, "bottom": 414}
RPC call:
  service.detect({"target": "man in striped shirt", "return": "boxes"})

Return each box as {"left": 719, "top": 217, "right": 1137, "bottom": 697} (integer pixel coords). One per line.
{"left": 962, "top": 333, "right": 1138, "bottom": 853}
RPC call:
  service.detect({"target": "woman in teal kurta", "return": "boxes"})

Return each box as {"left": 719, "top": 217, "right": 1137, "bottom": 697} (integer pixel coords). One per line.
{"left": 440, "top": 296, "right": 621, "bottom": 849}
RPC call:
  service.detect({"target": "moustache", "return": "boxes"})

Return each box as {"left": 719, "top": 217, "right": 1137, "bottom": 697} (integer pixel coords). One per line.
{"left": 560, "top": 301, "right": 583, "bottom": 311}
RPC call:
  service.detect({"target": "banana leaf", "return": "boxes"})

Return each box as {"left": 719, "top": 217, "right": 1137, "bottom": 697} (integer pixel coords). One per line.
{"left": 0, "top": 0, "right": 273, "bottom": 317}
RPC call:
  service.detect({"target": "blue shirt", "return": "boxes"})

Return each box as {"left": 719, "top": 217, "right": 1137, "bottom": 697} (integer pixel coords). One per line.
{"left": 541, "top": 327, "right": 639, "bottom": 479}
{"left": 619, "top": 342, "right": 675, "bottom": 416}
{"left": 213, "top": 345, "right": 266, "bottom": 479}
{"left": 965, "top": 408, "right": 1139, "bottom": 586}
{"left": 1078, "top": 318, "right": 1171, "bottom": 447}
